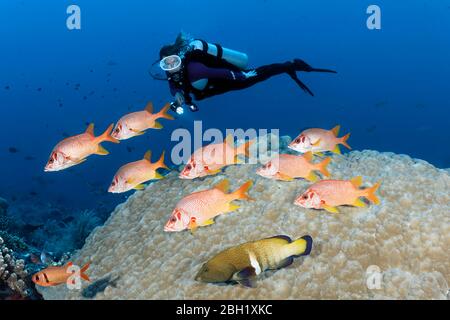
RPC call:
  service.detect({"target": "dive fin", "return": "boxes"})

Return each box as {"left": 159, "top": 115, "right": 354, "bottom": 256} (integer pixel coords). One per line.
{"left": 288, "top": 71, "right": 314, "bottom": 96}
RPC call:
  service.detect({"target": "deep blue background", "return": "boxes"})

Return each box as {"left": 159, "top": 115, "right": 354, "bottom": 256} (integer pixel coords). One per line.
{"left": 0, "top": 0, "right": 449, "bottom": 212}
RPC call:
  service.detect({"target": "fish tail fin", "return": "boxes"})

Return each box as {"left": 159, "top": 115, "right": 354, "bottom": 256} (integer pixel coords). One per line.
{"left": 232, "top": 180, "right": 254, "bottom": 201}
{"left": 156, "top": 103, "right": 174, "bottom": 120}
{"left": 363, "top": 181, "right": 381, "bottom": 205}
{"left": 316, "top": 157, "right": 332, "bottom": 177}
{"left": 155, "top": 151, "right": 169, "bottom": 170}
{"left": 290, "top": 235, "right": 313, "bottom": 257}
{"left": 340, "top": 132, "right": 351, "bottom": 150}
{"left": 237, "top": 139, "right": 255, "bottom": 158}
{"left": 80, "top": 262, "right": 91, "bottom": 282}
{"left": 98, "top": 124, "right": 120, "bottom": 144}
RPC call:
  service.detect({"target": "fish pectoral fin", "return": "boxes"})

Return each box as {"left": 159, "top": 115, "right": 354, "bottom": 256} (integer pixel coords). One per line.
{"left": 332, "top": 145, "right": 341, "bottom": 154}
{"left": 353, "top": 198, "right": 366, "bottom": 208}
{"left": 154, "top": 121, "right": 163, "bottom": 129}
{"left": 305, "top": 171, "right": 319, "bottom": 182}
{"left": 200, "top": 219, "right": 215, "bottom": 227}
{"left": 188, "top": 217, "right": 198, "bottom": 231}
{"left": 277, "top": 173, "right": 294, "bottom": 181}
{"left": 277, "top": 256, "right": 294, "bottom": 269}
{"left": 311, "top": 138, "right": 322, "bottom": 147}
{"left": 322, "top": 204, "right": 340, "bottom": 213}
{"left": 130, "top": 128, "right": 145, "bottom": 135}
{"left": 134, "top": 184, "right": 146, "bottom": 190}
{"left": 237, "top": 278, "right": 257, "bottom": 288}
{"left": 96, "top": 145, "right": 109, "bottom": 155}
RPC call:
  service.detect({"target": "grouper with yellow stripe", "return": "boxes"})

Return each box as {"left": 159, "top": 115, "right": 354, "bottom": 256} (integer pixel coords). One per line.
{"left": 195, "top": 235, "right": 313, "bottom": 288}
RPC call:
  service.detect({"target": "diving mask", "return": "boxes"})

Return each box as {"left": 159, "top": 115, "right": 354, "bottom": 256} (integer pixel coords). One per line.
{"left": 160, "top": 55, "right": 182, "bottom": 73}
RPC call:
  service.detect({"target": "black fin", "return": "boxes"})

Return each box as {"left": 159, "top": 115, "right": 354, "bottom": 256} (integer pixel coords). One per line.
{"left": 277, "top": 256, "right": 294, "bottom": 269}
{"left": 267, "top": 235, "right": 292, "bottom": 243}
{"left": 310, "top": 67, "right": 337, "bottom": 74}
{"left": 293, "top": 235, "right": 313, "bottom": 257}
{"left": 238, "top": 278, "right": 256, "bottom": 288}
{"left": 288, "top": 71, "right": 314, "bottom": 96}
{"left": 236, "top": 267, "right": 256, "bottom": 279}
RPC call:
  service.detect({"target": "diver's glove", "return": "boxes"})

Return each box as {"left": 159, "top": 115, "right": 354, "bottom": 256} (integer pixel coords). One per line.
{"left": 242, "top": 70, "right": 258, "bottom": 79}
{"left": 187, "top": 103, "right": 199, "bottom": 112}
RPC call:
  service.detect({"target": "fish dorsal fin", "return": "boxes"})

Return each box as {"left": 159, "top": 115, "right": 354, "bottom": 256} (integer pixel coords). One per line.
{"left": 350, "top": 176, "right": 363, "bottom": 188}
{"left": 303, "top": 151, "right": 314, "bottom": 162}
{"left": 144, "top": 150, "right": 152, "bottom": 162}
{"left": 331, "top": 125, "right": 340, "bottom": 137}
{"left": 144, "top": 101, "right": 153, "bottom": 114}
{"left": 214, "top": 179, "right": 230, "bottom": 193}
{"left": 225, "top": 134, "right": 234, "bottom": 147}
{"left": 267, "top": 235, "right": 292, "bottom": 243}
{"left": 86, "top": 123, "right": 95, "bottom": 136}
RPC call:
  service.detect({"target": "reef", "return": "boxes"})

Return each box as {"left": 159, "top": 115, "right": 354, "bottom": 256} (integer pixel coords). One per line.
{"left": 38, "top": 138, "right": 450, "bottom": 300}
{"left": 0, "top": 236, "right": 30, "bottom": 298}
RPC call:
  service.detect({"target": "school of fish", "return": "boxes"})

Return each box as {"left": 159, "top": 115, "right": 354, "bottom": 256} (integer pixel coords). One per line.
{"left": 41, "top": 98, "right": 382, "bottom": 289}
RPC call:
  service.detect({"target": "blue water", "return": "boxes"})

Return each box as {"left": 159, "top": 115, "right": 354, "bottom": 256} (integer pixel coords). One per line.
{"left": 1, "top": 0, "right": 449, "bottom": 214}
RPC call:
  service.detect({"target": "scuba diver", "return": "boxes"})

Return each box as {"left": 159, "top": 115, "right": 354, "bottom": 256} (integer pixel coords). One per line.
{"left": 150, "top": 33, "right": 337, "bottom": 114}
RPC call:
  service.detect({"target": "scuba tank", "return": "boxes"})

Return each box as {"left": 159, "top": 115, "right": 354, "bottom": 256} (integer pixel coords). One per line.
{"left": 189, "top": 40, "right": 249, "bottom": 70}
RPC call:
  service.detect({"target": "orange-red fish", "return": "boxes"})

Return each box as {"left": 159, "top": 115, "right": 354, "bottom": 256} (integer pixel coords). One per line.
{"left": 294, "top": 177, "right": 381, "bottom": 213}
{"left": 108, "top": 150, "right": 168, "bottom": 193}
{"left": 32, "top": 262, "right": 90, "bottom": 287}
{"left": 289, "top": 125, "right": 351, "bottom": 155}
{"left": 111, "top": 102, "right": 174, "bottom": 140}
{"left": 45, "top": 123, "right": 119, "bottom": 172}
{"left": 164, "top": 179, "right": 253, "bottom": 232}
{"left": 179, "top": 135, "right": 253, "bottom": 179}
{"left": 256, "top": 152, "right": 331, "bottom": 182}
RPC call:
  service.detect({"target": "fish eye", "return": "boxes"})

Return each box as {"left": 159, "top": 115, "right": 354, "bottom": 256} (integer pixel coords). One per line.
{"left": 295, "top": 138, "right": 301, "bottom": 144}
{"left": 267, "top": 163, "right": 272, "bottom": 168}
{"left": 186, "top": 164, "right": 192, "bottom": 170}
{"left": 302, "top": 194, "right": 308, "bottom": 200}
{"left": 170, "top": 217, "right": 177, "bottom": 223}
{"left": 35, "top": 275, "right": 39, "bottom": 281}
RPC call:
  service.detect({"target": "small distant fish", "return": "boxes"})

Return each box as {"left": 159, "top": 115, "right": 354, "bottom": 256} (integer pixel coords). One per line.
{"left": 37, "top": 87, "right": 42, "bottom": 92}
{"left": 195, "top": 235, "right": 313, "bottom": 288}
{"left": 111, "top": 102, "right": 174, "bottom": 140}
{"left": 29, "top": 191, "right": 38, "bottom": 196}
{"left": 4, "top": 85, "right": 10, "bottom": 90}
{"left": 24, "top": 155, "right": 36, "bottom": 161}
{"left": 82, "top": 275, "right": 120, "bottom": 299}
{"left": 164, "top": 179, "right": 253, "bottom": 232}
{"left": 89, "top": 69, "right": 94, "bottom": 73}
{"left": 83, "top": 96, "right": 87, "bottom": 100}
{"left": 32, "top": 262, "right": 90, "bottom": 287}
{"left": 289, "top": 125, "right": 351, "bottom": 155}
{"left": 108, "top": 150, "right": 168, "bottom": 193}
{"left": 294, "top": 176, "right": 381, "bottom": 213}
{"left": 256, "top": 152, "right": 331, "bottom": 182}
{"left": 89, "top": 91, "right": 95, "bottom": 96}
{"left": 8, "top": 147, "right": 19, "bottom": 153}
{"left": 126, "top": 146, "right": 133, "bottom": 153}
{"left": 45, "top": 123, "right": 119, "bottom": 172}
{"left": 179, "top": 136, "right": 253, "bottom": 179}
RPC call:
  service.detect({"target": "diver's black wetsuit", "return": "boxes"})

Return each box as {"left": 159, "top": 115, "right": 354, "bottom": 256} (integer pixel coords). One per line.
{"left": 168, "top": 49, "right": 336, "bottom": 109}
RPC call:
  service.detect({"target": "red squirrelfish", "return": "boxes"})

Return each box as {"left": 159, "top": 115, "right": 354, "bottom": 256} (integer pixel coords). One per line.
{"left": 289, "top": 125, "right": 351, "bottom": 155}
